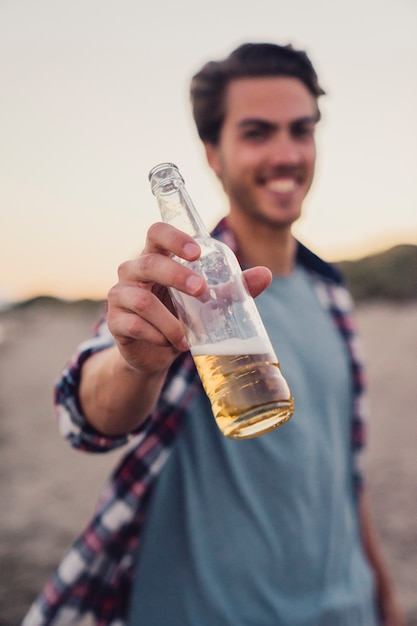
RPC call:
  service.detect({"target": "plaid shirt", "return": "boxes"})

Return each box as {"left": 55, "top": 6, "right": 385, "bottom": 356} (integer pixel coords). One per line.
{"left": 23, "top": 218, "right": 368, "bottom": 626}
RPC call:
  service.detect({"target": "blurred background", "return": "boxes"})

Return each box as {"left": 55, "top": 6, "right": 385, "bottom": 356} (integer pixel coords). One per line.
{"left": 0, "top": 0, "right": 416, "bottom": 624}
{"left": 1, "top": 0, "right": 417, "bottom": 303}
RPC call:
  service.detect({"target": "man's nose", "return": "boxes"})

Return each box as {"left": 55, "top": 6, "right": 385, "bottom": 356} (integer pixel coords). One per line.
{"left": 269, "top": 133, "right": 301, "bottom": 165}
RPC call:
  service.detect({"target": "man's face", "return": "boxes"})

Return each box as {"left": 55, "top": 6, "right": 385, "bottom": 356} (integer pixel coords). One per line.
{"left": 205, "top": 76, "right": 319, "bottom": 230}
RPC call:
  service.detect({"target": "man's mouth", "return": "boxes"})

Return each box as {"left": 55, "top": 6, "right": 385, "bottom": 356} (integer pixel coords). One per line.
{"left": 266, "top": 178, "right": 297, "bottom": 193}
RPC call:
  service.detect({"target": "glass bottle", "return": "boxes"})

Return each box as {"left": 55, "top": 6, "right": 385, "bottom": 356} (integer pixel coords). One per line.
{"left": 149, "top": 162, "right": 294, "bottom": 439}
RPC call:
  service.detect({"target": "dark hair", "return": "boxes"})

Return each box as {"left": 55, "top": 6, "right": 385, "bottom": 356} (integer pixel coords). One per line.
{"left": 190, "top": 42, "right": 326, "bottom": 145}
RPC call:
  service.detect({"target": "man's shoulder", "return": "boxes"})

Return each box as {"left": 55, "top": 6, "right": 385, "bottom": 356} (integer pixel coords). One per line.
{"left": 296, "top": 241, "right": 345, "bottom": 285}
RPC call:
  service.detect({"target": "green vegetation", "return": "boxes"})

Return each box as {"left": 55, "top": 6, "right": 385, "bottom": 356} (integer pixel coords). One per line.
{"left": 0, "top": 295, "right": 105, "bottom": 317}
{"left": 12, "top": 295, "right": 105, "bottom": 311}
{"left": 2, "top": 244, "right": 416, "bottom": 312}
{"left": 337, "top": 244, "right": 417, "bottom": 302}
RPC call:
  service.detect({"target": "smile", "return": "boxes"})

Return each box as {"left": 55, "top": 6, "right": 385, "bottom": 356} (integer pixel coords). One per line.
{"left": 266, "top": 178, "right": 297, "bottom": 193}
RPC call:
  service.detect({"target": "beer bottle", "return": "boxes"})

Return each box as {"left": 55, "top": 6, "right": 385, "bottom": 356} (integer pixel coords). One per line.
{"left": 149, "top": 162, "right": 294, "bottom": 439}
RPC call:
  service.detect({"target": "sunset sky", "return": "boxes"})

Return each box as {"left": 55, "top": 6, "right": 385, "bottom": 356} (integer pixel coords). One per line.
{"left": 1, "top": 0, "right": 416, "bottom": 302}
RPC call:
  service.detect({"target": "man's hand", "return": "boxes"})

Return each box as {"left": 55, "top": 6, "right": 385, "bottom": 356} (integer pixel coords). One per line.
{"left": 107, "top": 222, "right": 272, "bottom": 375}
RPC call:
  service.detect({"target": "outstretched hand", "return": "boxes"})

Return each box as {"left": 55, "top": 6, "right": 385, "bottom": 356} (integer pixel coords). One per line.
{"left": 107, "top": 222, "right": 272, "bottom": 375}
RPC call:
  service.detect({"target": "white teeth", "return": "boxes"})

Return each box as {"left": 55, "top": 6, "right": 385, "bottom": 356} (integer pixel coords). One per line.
{"left": 267, "top": 179, "right": 296, "bottom": 193}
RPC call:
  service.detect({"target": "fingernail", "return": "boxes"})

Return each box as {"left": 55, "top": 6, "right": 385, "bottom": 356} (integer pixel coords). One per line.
{"left": 186, "top": 275, "right": 203, "bottom": 293}
{"left": 183, "top": 242, "right": 200, "bottom": 258}
{"left": 179, "top": 337, "right": 189, "bottom": 351}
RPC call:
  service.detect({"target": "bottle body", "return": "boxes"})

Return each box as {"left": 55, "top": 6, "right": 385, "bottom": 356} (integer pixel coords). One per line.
{"left": 193, "top": 346, "right": 293, "bottom": 439}
{"left": 149, "top": 163, "right": 294, "bottom": 439}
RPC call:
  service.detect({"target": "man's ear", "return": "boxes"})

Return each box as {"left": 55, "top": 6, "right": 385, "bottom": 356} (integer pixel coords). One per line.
{"left": 204, "top": 142, "right": 221, "bottom": 177}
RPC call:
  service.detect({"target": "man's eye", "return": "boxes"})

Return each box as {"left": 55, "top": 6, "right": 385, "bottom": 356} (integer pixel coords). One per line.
{"left": 292, "top": 124, "right": 314, "bottom": 138}
{"left": 243, "top": 128, "right": 266, "bottom": 141}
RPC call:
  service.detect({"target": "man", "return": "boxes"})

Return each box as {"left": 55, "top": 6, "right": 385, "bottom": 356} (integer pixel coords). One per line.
{"left": 24, "top": 43, "right": 403, "bottom": 625}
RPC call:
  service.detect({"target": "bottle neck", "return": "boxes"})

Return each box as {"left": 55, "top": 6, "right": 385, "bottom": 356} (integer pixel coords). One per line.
{"left": 149, "top": 163, "right": 209, "bottom": 239}
{"left": 155, "top": 184, "right": 209, "bottom": 239}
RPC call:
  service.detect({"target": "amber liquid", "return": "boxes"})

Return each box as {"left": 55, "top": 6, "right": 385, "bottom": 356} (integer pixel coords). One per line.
{"left": 193, "top": 350, "right": 294, "bottom": 439}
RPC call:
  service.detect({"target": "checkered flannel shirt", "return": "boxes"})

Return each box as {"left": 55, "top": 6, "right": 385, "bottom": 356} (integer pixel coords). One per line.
{"left": 23, "top": 218, "right": 368, "bottom": 626}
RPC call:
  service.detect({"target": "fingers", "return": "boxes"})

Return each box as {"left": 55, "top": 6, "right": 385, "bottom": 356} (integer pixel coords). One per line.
{"left": 121, "top": 222, "right": 206, "bottom": 297}
{"left": 140, "top": 223, "right": 271, "bottom": 300}
{"left": 120, "top": 254, "right": 205, "bottom": 298}
{"left": 242, "top": 266, "right": 272, "bottom": 298}
{"left": 106, "top": 223, "right": 207, "bottom": 366}
{"left": 108, "top": 283, "right": 187, "bottom": 353}
{"left": 145, "top": 222, "right": 201, "bottom": 260}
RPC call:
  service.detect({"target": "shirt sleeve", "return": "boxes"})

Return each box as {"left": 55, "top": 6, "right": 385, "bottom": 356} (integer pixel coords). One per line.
{"left": 336, "top": 284, "right": 369, "bottom": 496}
{"left": 348, "top": 313, "right": 370, "bottom": 496}
{"left": 53, "top": 315, "right": 134, "bottom": 452}
{"left": 312, "top": 275, "right": 369, "bottom": 497}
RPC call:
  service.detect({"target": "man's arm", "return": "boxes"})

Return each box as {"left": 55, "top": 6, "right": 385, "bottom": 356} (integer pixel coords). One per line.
{"left": 78, "top": 344, "right": 169, "bottom": 435}
{"left": 359, "top": 490, "right": 405, "bottom": 626}
{"left": 77, "top": 223, "right": 204, "bottom": 435}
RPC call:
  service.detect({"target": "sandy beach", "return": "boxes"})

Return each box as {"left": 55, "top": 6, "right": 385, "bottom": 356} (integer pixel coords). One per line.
{"left": 0, "top": 299, "right": 416, "bottom": 625}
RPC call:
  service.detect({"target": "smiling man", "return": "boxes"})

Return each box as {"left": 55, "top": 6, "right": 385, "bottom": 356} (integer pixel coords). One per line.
{"left": 204, "top": 74, "right": 318, "bottom": 274}
{"left": 24, "top": 43, "right": 403, "bottom": 626}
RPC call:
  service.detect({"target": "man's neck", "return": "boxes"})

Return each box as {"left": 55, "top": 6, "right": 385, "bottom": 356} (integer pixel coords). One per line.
{"left": 227, "top": 213, "right": 297, "bottom": 276}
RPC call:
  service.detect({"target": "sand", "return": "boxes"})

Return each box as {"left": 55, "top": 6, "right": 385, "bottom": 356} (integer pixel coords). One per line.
{"left": 0, "top": 299, "right": 416, "bottom": 625}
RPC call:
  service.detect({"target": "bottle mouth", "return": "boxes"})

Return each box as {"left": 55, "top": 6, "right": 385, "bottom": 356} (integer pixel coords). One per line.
{"left": 148, "top": 162, "right": 184, "bottom": 190}
{"left": 148, "top": 162, "right": 184, "bottom": 195}
{"left": 148, "top": 162, "right": 179, "bottom": 180}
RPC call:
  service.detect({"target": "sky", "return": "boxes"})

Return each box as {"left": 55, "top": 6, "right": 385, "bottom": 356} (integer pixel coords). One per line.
{"left": 1, "top": 0, "right": 416, "bottom": 301}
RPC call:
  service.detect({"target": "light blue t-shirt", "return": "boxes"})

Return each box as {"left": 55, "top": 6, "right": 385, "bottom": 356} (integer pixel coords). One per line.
{"left": 127, "top": 266, "right": 377, "bottom": 625}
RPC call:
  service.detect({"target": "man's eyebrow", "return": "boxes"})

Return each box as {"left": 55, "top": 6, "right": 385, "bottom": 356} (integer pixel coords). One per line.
{"left": 237, "top": 114, "right": 320, "bottom": 130}
{"left": 290, "top": 114, "right": 320, "bottom": 125}
{"left": 237, "top": 118, "right": 277, "bottom": 130}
